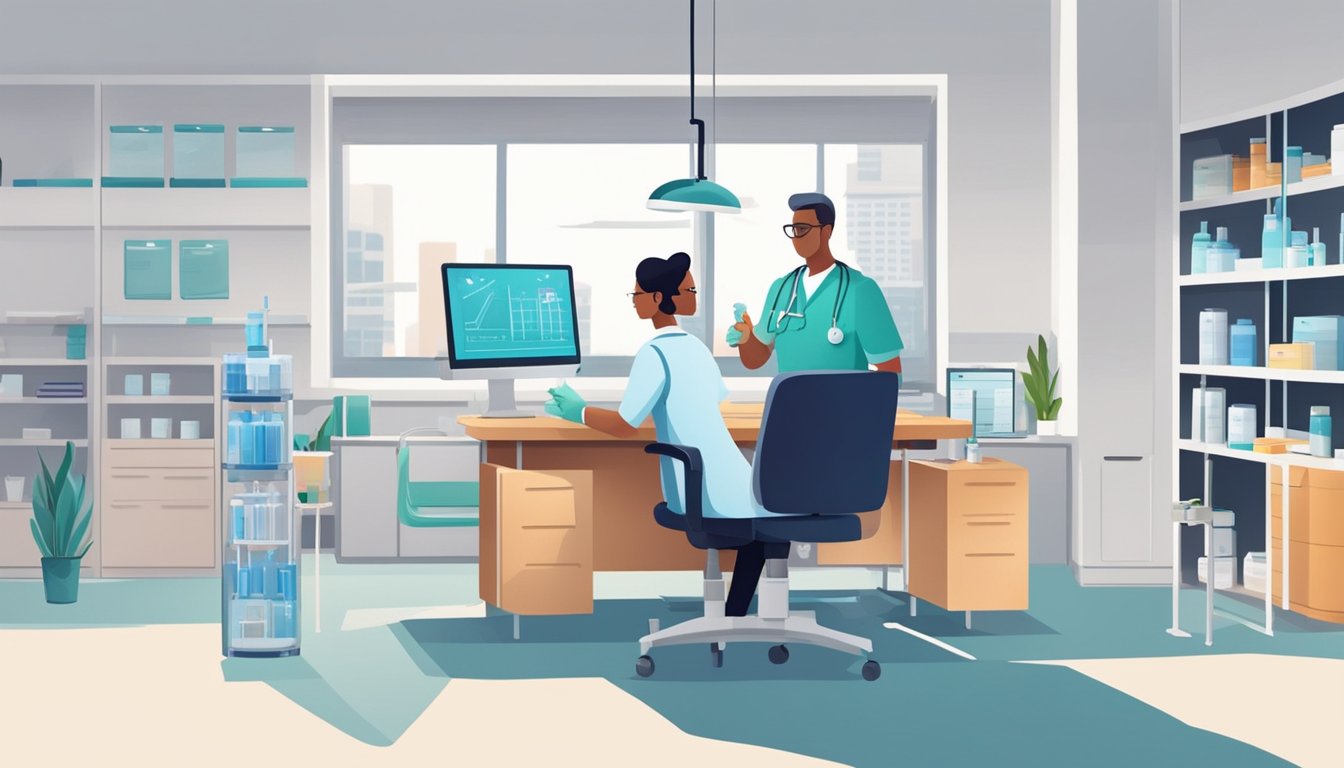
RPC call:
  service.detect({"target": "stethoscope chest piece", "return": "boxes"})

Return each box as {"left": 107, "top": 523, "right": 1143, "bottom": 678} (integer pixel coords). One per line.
{"left": 827, "top": 325, "right": 845, "bottom": 345}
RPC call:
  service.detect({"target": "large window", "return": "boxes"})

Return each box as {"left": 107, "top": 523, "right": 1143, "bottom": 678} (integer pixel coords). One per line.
{"left": 330, "top": 95, "right": 937, "bottom": 387}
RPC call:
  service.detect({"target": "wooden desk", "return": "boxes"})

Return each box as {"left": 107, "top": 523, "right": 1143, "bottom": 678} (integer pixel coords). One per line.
{"left": 462, "top": 404, "right": 971, "bottom": 572}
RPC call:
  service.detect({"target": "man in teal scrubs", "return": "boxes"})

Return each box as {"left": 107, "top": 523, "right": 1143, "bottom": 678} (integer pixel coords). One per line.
{"left": 728, "top": 193, "right": 904, "bottom": 377}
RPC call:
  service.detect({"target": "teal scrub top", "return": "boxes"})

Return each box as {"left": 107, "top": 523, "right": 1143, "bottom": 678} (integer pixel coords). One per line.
{"left": 619, "top": 328, "right": 771, "bottom": 520}
{"left": 753, "top": 264, "right": 904, "bottom": 372}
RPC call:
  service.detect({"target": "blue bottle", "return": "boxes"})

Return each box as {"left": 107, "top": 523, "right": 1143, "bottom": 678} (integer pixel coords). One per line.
{"left": 1230, "top": 318, "right": 1257, "bottom": 366}
{"left": 1310, "top": 406, "right": 1332, "bottom": 458}
{"left": 1286, "top": 146, "right": 1303, "bottom": 183}
{"left": 1191, "top": 221, "right": 1211, "bottom": 274}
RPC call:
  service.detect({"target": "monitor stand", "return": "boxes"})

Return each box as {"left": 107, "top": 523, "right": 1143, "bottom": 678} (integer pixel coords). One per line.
{"left": 481, "top": 378, "right": 534, "bottom": 419}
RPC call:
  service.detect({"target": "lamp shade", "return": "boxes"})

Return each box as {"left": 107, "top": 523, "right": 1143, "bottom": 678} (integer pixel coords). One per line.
{"left": 647, "top": 177, "right": 741, "bottom": 214}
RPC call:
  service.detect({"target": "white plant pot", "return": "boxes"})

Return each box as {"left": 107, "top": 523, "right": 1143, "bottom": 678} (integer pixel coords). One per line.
{"left": 5, "top": 475, "right": 24, "bottom": 502}
{"left": 1036, "top": 420, "right": 1059, "bottom": 437}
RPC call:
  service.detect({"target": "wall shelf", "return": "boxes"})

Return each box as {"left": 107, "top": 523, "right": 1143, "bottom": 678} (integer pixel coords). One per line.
{"left": 1178, "top": 173, "right": 1344, "bottom": 212}
{"left": 1179, "top": 364, "right": 1344, "bottom": 385}
{"left": 1179, "top": 264, "right": 1344, "bottom": 286}
{"left": 1177, "top": 439, "right": 1344, "bottom": 471}
{"left": 0, "top": 359, "right": 90, "bottom": 367}
{"left": 0, "top": 439, "right": 89, "bottom": 448}
{"left": 105, "top": 395, "right": 216, "bottom": 405}
{"left": 0, "top": 397, "right": 88, "bottom": 405}
{"left": 101, "top": 188, "right": 310, "bottom": 229}
{"left": 102, "top": 315, "right": 309, "bottom": 327}
{"left": 0, "top": 187, "right": 98, "bottom": 228}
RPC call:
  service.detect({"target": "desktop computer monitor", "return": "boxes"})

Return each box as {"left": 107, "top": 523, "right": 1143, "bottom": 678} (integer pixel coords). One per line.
{"left": 438, "top": 263, "right": 580, "bottom": 417}
{"left": 946, "top": 368, "right": 1018, "bottom": 438}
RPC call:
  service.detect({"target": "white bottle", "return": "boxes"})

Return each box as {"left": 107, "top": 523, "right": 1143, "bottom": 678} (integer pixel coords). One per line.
{"left": 965, "top": 437, "right": 982, "bottom": 464}
{"left": 1333, "top": 124, "right": 1344, "bottom": 176}
{"left": 1199, "top": 308, "right": 1229, "bottom": 365}
{"left": 1191, "top": 387, "right": 1227, "bottom": 444}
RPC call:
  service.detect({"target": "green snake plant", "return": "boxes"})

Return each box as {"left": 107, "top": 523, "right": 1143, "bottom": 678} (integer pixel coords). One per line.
{"left": 29, "top": 441, "right": 93, "bottom": 559}
{"left": 1022, "top": 334, "right": 1062, "bottom": 422}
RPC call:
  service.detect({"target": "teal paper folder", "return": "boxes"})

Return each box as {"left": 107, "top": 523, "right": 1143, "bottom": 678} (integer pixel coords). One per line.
{"left": 103, "top": 177, "right": 165, "bottom": 188}
{"left": 124, "top": 240, "right": 172, "bottom": 300}
{"left": 229, "top": 177, "right": 308, "bottom": 188}
{"left": 13, "top": 178, "right": 94, "bottom": 187}
{"left": 179, "top": 240, "right": 229, "bottom": 300}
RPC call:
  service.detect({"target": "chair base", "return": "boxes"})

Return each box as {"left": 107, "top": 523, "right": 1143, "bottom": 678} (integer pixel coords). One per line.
{"left": 639, "top": 610, "right": 874, "bottom": 658}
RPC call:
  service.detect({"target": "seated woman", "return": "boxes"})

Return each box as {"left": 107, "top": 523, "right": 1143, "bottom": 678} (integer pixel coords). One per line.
{"left": 545, "top": 252, "right": 774, "bottom": 617}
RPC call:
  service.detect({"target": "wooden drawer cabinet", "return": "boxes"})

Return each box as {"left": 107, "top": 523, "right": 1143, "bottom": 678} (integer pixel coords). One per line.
{"left": 101, "top": 501, "right": 215, "bottom": 568}
{"left": 105, "top": 467, "right": 213, "bottom": 502}
{"left": 106, "top": 442, "right": 214, "bottom": 469}
{"left": 1267, "top": 468, "right": 1344, "bottom": 623}
{"left": 0, "top": 504, "right": 41, "bottom": 567}
{"left": 909, "top": 457, "right": 1029, "bottom": 612}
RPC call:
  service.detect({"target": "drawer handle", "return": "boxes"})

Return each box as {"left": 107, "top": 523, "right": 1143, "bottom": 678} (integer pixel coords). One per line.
{"left": 109, "top": 502, "right": 141, "bottom": 509}
{"left": 523, "top": 562, "right": 583, "bottom": 568}
{"left": 965, "top": 552, "right": 1016, "bottom": 558}
{"left": 964, "top": 481, "right": 1016, "bottom": 487}
{"left": 1103, "top": 456, "right": 1144, "bottom": 462}
{"left": 963, "top": 513, "right": 1015, "bottom": 518}
{"left": 521, "top": 524, "right": 575, "bottom": 530}
{"left": 966, "top": 521, "right": 1011, "bottom": 527}
{"left": 161, "top": 503, "right": 210, "bottom": 510}
{"left": 523, "top": 486, "right": 572, "bottom": 493}
{"left": 111, "top": 473, "right": 150, "bottom": 479}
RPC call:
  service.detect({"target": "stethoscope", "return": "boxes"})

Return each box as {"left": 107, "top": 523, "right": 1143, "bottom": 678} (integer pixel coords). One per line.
{"left": 766, "top": 262, "right": 851, "bottom": 345}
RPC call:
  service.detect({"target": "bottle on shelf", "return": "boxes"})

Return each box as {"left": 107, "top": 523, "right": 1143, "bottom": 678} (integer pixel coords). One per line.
{"left": 1311, "top": 227, "right": 1327, "bottom": 267}
{"left": 1230, "top": 318, "right": 1257, "bottom": 367}
{"left": 1310, "top": 406, "right": 1332, "bottom": 459}
{"left": 1191, "top": 221, "right": 1211, "bottom": 275}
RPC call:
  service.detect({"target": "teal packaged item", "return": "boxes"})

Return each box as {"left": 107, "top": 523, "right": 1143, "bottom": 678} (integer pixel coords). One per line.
{"left": 332, "top": 395, "right": 371, "bottom": 437}
{"left": 1207, "top": 226, "right": 1238, "bottom": 272}
{"left": 1262, "top": 202, "right": 1291, "bottom": 268}
{"left": 1311, "top": 227, "right": 1327, "bottom": 266}
{"left": 1292, "top": 315, "right": 1344, "bottom": 371}
{"left": 1287, "top": 230, "right": 1311, "bottom": 268}
{"left": 12, "top": 178, "right": 93, "bottom": 187}
{"left": 179, "top": 240, "right": 229, "bottom": 299}
{"left": 1285, "top": 146, "right": 1303, "bottom": 183}
{"left": 1310, "top": 406, "right": 1332, "bottom": 458}
{"left": 123, "top": 240, "right": 172, "bottom": 300}
{"left": 1191, "top": 221, "right": 1211, "bottom": 274}
{"left": 170, "top": 124, "right": 226, "bottom": 188}
{"left": 1230, "top": 318, "right": 1257, "bottom": 366}
{"left": 105, "top": 125, "right": 164, "bottom": 187}
{"left": 1192, "top": 155, "right": 1233, "bottom": 199}
{"left": 233, "top": 126, "right": 304, "bottom": 186}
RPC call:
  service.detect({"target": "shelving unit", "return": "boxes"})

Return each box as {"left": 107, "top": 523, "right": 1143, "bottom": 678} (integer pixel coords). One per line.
{"left": 1176, "top": 75, "right": 1344, "bottom": 636}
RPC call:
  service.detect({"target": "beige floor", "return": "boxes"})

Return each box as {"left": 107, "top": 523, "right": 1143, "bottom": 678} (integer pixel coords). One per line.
{"left": 0, "top": 623, "right": 841, "bottom": 767}
{"left": 1025, "top": 654, "right": 1344, "bottom": 768}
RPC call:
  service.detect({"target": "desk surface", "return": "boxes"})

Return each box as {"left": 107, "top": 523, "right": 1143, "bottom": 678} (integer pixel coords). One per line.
{"left": 460, "top": 403, "right": 970, "bottom": 443}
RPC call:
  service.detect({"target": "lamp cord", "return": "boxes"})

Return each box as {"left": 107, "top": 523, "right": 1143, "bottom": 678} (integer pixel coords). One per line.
{"left": 689, "top": 0, "right": 706, "bottom": 180}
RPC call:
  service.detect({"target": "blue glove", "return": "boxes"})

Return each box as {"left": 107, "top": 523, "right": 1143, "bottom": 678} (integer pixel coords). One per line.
{"left": 725, "top": 302, "right": 749, "bottom": 347}
{"left": 546, "top": 382, "right": 587, "bottom": 424}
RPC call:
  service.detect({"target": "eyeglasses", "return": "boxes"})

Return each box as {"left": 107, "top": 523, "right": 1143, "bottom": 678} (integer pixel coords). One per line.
{"left": 627, "top": 286, "right": 697, "bottom": 299}
{"left": 783, "top": 223, "right": 828, "bottom": 239}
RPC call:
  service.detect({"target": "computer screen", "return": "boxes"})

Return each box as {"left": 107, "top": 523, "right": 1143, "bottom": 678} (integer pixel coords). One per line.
{"left": 946, "top": 368, "right": 1017, "bottom": 437}
{"left": 441, "top": 264, "right": 581, "bottom": 369}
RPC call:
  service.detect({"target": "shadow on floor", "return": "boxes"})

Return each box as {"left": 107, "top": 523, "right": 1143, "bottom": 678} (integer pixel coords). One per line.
{"left": 221, "top": 656, "right": 391, "bottom": 746}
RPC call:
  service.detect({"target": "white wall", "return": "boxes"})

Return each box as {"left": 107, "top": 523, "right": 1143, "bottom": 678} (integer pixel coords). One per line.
{"left": 0, "top": 0, "right": 1056, "bottom": 363}
{"left": 1181, "top": 0, "right": 1344, "bottom": 125}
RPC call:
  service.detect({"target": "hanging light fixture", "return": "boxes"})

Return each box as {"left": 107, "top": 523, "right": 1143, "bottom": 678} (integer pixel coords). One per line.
{"left": 647, "top": 0, "right": 740, "bottom": 214}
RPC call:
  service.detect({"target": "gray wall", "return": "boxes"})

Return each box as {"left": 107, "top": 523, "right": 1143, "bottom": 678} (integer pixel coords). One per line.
{"left": 0, "top": 0, "right": 1055, "bottom": 360}
{"left": 1074, "top": 0, "right": 1174, "bottom": 581}
{"left": 1181, "top": 0, "right": 1344, "bottom": 126}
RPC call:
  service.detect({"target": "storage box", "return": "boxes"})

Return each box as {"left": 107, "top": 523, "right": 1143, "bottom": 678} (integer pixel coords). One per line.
{"left": 1305, "top": 468, "right": 1344, "bottom": 547}
{"left": 1302, "top": 162, "right": 1332, "bottom": 179}
{"left": 121, "top": 418, "right": 141, "bottom": 439}
{"left": 1193, "top": 154, "right": 1234, "bottom": 199}
{"left": 1212, "top": 507, "right": 1235, "bottom": 528}
{"left": 124, "top": 374, "right": 144, "bottom": 396}
{"left": 1268, "top": 342, "right": 1315, "bottom": 369}
{"left": 1197, "top": 555, "right": 1235, "bottom": 588}
{"left": 1232, "top": 156, "right": 1250, "bottom": 191}
{"left": 21, "top": 428, "right": 51, "bottom": 440}
{"left": 1212, "top": 527, "right": 1237, "bottom": 557}
{"left": 234, "top": 126, "right": 303, "bottom": 185}
{"left": 1292, "top": 315, "right": 1344, "bottom": 371}
{"left": 150, "top": 418, "right": 171, "bottom": 439}
{"left": 1254, "top": 437, "right": 1307, "bottom": 453}
{"left": 150, "top": 372, "right": 170, "bottom": 396}
{"left": 105, "top": 125, "right": 164, "bottom": 186}
{"left": 170, "top": 124, "right": 226, "bottom": 187}
{"left": 1244, "top": 552, "right": 1267, "bottom": 593}
{"left": 1271, "top": 465, "right": 1307, "bottom": 544}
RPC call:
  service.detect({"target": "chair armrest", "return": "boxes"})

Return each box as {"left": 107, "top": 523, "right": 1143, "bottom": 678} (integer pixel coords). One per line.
{"left": 644, "top": 442, "right": 704, "bottom": 530}
{"left": 397, "top": 427, "right": 448, "bottom": 457}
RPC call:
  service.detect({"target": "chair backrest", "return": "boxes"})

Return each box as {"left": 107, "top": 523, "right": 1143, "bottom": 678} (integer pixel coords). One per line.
{"left": 753, "top": 370, "right": 900, "bottom": 516}
{"left": 396, "top": 440, "right": 414, "bottom": 526}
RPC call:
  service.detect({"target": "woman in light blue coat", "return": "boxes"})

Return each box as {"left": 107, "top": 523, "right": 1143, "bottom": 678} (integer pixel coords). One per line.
{"left": 545, "top": 252, "right": 773, "bottom": 616}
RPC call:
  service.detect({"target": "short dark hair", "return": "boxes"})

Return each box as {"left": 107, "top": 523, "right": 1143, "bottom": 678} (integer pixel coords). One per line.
{"left": 794, "top": 203, "right": 835, "bottom": 227}
{"left": 636, "top": 251, "right": 692, "bottom": 315}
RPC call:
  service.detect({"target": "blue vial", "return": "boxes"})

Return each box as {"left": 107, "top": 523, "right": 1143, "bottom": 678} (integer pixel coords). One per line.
{"left": 1310, "top": 406, "right": 1332, "bottom": 458}
{"left": 1230, "top": 319, "right": 1257, "bottom": 366}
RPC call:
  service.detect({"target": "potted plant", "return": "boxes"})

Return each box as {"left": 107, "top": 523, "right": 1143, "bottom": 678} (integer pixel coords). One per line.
{"left": 293, "top": 410, "right": 334, "bottom": 504}
{"left": 1021, "top": 334, "right": 1063, "bottom": 436}
{"left": 29, "top": 441, "right": 93, "bottom": 604}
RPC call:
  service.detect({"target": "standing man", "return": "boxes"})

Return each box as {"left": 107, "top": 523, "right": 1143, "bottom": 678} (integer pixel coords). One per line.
{"left": 727, "top": 192, "right": 904, "bottom": 377}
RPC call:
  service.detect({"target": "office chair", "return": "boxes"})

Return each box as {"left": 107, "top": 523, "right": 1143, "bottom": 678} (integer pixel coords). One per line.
{"left": 635, "top": 370, "right": 900, "bottom": 681}
{"left": 396, "top": 429, "right": 480, "bottom": 529}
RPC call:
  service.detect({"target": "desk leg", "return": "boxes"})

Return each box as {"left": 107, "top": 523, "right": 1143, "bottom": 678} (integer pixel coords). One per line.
{"left": 1166, "top": 521, "right": 1190, "bottom": 638}
{"left": 516, "top": 441, "right": 523, "bottom": 470}
{"left": 902, "top": 448, "right": 916, "bottom": 617}
{"left": 315, "top": 506, "right": 321, "bottom": 634}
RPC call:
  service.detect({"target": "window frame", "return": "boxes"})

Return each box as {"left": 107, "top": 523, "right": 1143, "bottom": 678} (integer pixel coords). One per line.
{"left": 320, "top": 76, "right": 946, "bottom": 391}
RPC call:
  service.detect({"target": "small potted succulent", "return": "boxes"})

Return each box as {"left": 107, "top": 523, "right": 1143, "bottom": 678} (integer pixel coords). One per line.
{"left": 1022, "top": 334, "right": 1063, "bottom": 436}
{"left": 29, "top": 442, "right": 93, "bottom": 604}
{"left": 293, "top": 410, "right": 334, "bottom": 503}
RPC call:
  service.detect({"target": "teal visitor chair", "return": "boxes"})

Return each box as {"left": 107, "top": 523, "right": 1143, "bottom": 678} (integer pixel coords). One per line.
{"left": 397, "top": 429, "right": 479, "bottom": 528}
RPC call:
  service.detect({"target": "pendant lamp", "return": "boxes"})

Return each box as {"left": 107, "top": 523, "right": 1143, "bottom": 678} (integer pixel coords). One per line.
{"left": 647, "top": 0, "right": 740, "bottom": 214}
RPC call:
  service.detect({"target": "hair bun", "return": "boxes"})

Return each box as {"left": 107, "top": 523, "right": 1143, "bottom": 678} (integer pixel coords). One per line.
{"left": 668, "top": 251, "right": 691, "bottom": 271}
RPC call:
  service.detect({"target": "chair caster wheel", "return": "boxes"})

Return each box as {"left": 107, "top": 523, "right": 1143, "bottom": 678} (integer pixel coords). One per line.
{"left": 768, "top": 644, "right": 789, "bottom": 665}
{"left": 710, "top": 644, "right": 723, "bottom": 668}
{"left": 636, "top": 655, "right": 655, "bottom": 678}
{"left": 861, "top": 660, "right": 881, "bottom": 681}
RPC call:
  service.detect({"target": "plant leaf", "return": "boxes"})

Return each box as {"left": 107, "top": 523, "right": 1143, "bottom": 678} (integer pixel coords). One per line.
{"left": 30, "top": 490, "right": 55, "bottom": 554}
{"left": 38, "top": 452, "right": 55, "bottom": 512}
{"left": 74, "top": 539, "right": 92, "bottom": 559}
{"left": 314, "top": 411, "right": 335, "bottom": 452}
{"left": 52, "top": 442, "right": 73, "bottom": 508}
{"left": 1048, "top": 369, "right": 1060, "bottom": 401}
{"left": 1048, "top": 397, "right": 1063, "bottom": 420}
{"left": 30, "top": 519, "right": 53, "bottom": 558}
{"left": 64, "top": 479, "right": 92, "bottom": 558}
{"left": 1037, "top": 335, "right": 1049, "bottom": 375}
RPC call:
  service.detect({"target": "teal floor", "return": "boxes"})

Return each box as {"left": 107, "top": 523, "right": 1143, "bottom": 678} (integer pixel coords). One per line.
{"left": 3, "top": 561, "right": 1334, "bottom": 766}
